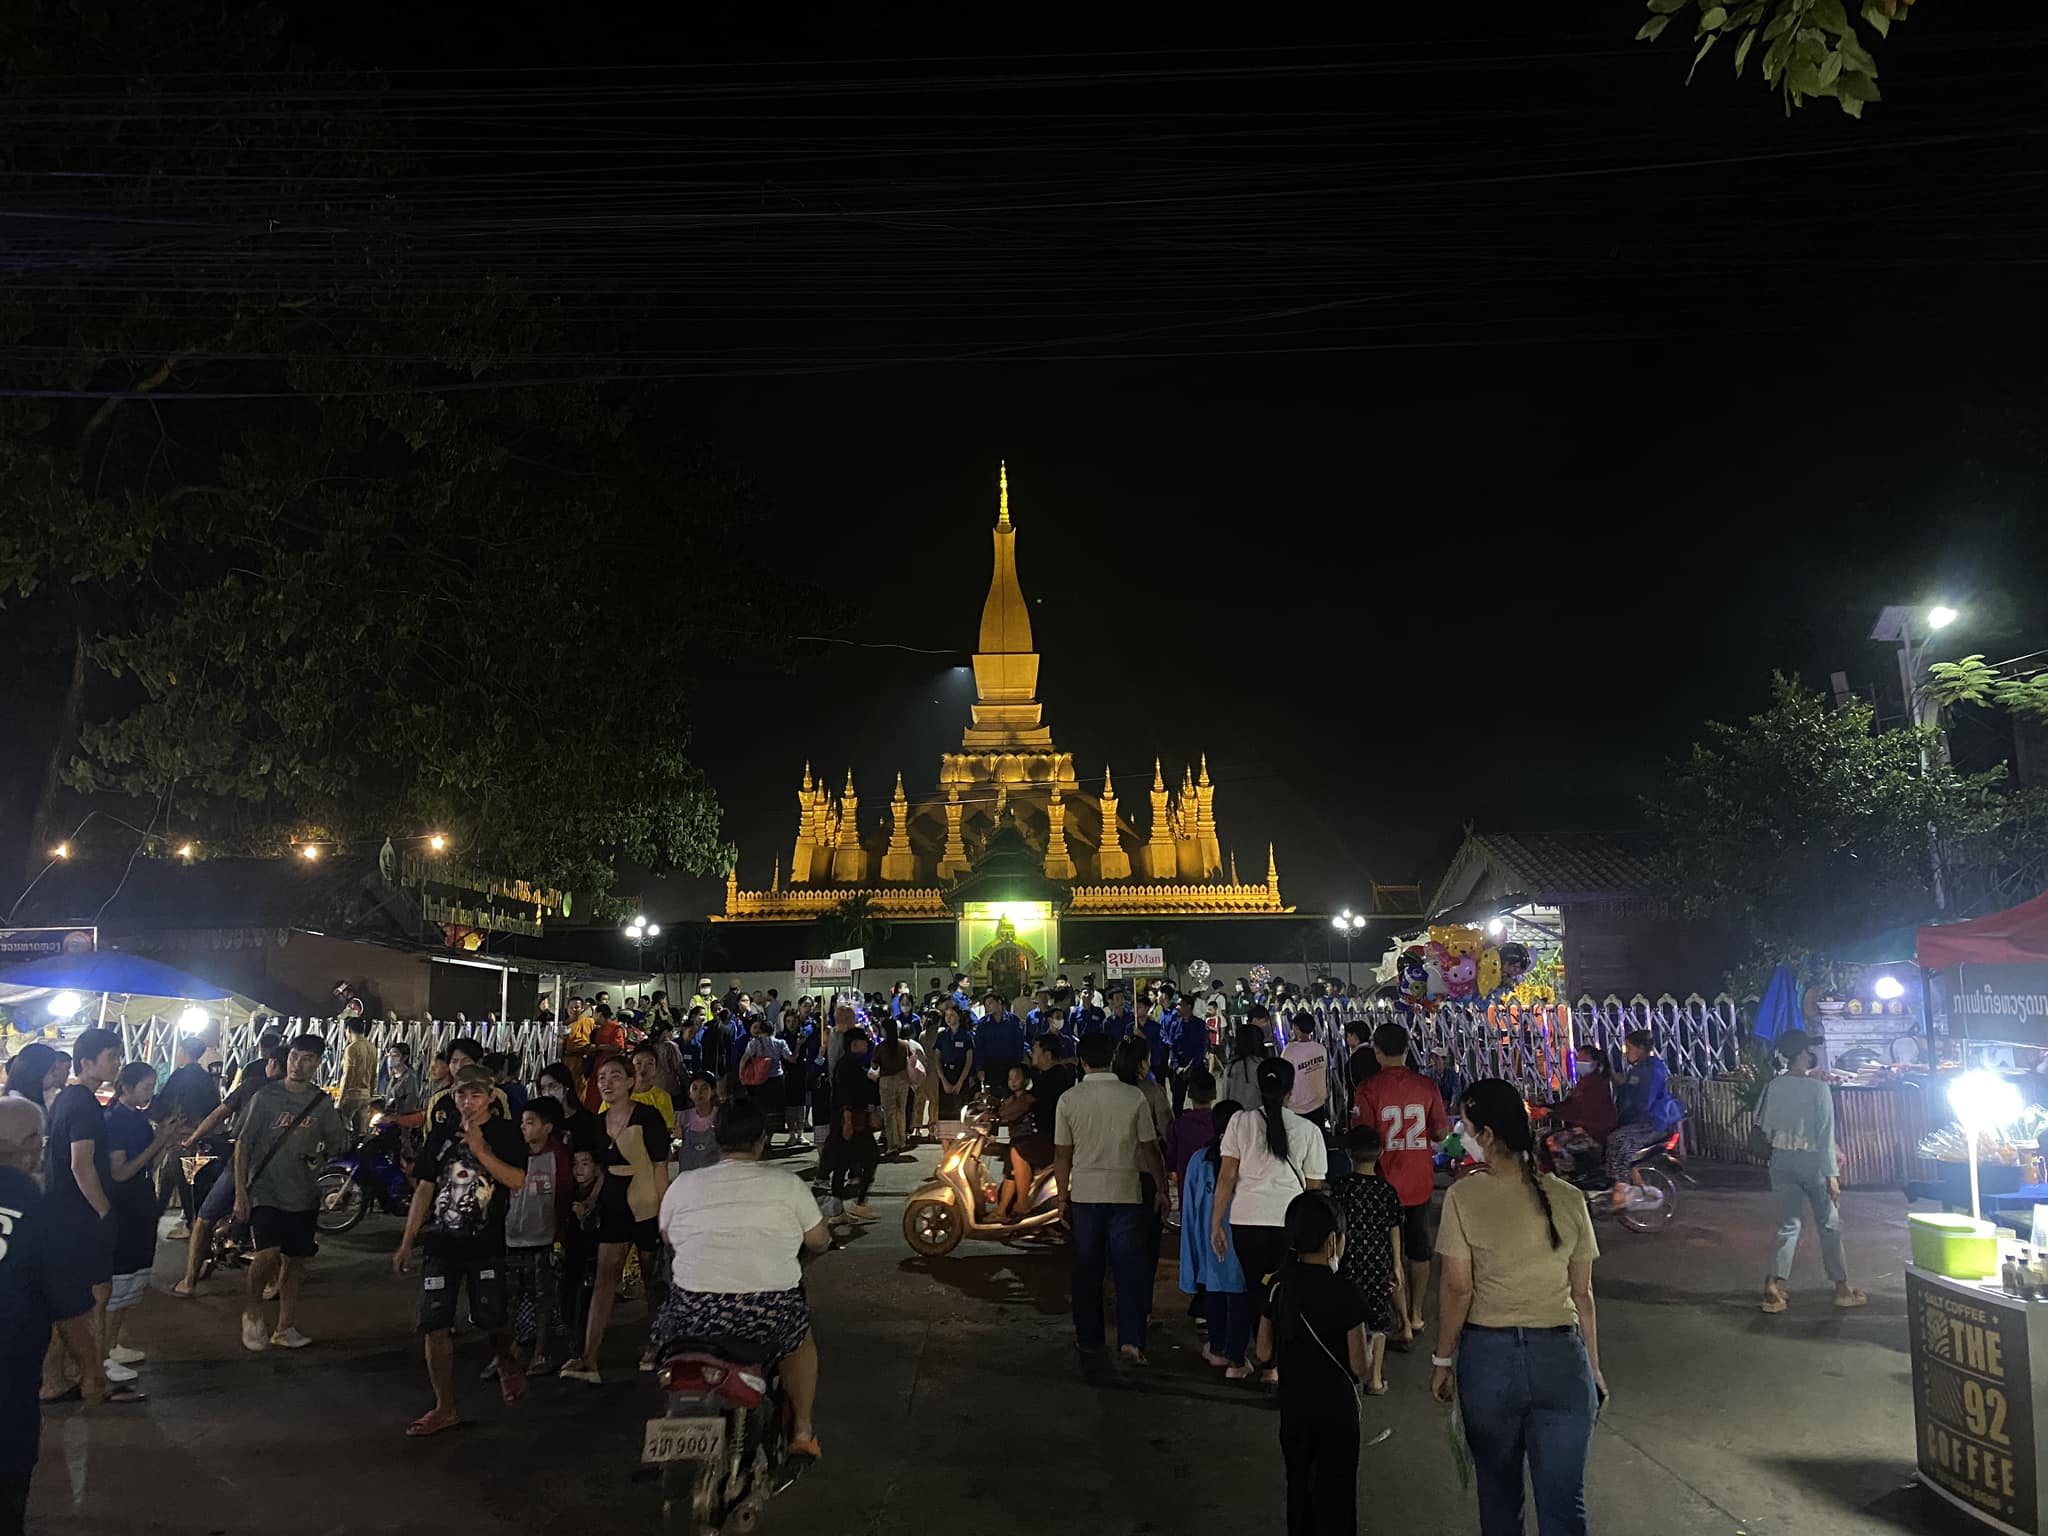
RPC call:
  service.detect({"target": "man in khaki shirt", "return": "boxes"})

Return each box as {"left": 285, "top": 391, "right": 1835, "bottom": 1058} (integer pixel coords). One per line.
{"left": 336, "top": 1013, "right": 379, "bottom": 1138}
{"left": 1054, "top": 1034, "right": 1167, "bottom": 1363}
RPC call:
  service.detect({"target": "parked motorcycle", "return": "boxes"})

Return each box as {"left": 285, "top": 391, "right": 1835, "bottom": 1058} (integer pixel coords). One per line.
{"left": 649, "top": 1337, "right": 809, "bottom": 1536}
{"left": 316, "top": 1112, "right": 416, "bottom": 1233}
{"left": 901, "top": 1095, "right": 1062, "bottom": 1257}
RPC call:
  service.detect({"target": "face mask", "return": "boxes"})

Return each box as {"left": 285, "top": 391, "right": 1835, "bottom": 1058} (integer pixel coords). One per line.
{"left": 1466, "top": 1136, "right": 1489, "bottom": 1166}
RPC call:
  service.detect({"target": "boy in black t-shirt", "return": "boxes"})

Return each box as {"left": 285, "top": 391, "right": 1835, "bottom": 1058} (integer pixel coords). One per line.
{"left": 1257, "top": 1191, "right": 1368, "bottom": 1536}
{"left": 392, "top": 1066, "right": 528, "bottom": 1437}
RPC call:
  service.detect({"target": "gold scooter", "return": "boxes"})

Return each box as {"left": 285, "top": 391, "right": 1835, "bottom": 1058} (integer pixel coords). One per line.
{"left": 902, "top": 1093, "right": 1063, "bottom": 1256}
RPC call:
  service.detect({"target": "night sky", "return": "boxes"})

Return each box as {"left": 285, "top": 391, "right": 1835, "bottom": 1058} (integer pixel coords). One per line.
{"left": 7, "top": 4, "right": 2048, "bottom": 921}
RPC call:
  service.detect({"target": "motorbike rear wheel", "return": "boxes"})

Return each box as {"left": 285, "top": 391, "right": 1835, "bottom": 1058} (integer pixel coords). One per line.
{"left": 661, "top": 1459, "right": 722, "bottom": 1536}
{"left": 903, "top": 1197, "right": 963, "bottom": 1256}
{"left": 1619, "top": 1165, "right": 1678, "bottom": 1233}
{"left": 315, "top": 1171, "right": 368, "bottom": 1234}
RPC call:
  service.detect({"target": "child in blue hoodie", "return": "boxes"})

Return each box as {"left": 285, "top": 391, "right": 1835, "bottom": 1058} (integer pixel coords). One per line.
{"left": 1609, "top": 1028, "right": 1682, "bottom": 1209}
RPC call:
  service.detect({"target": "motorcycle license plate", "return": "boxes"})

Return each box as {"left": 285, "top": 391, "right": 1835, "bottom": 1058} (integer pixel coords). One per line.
{"left": 642, "top": 1416, "right": 725, "bottom": 1464}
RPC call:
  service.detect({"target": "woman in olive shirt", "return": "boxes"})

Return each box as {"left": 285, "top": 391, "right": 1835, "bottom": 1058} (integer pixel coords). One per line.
{"left": 1431, "top": 1078, "right": 1605, "bottom": 1536}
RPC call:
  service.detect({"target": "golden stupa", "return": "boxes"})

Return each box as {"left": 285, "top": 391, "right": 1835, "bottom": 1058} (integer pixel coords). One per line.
{"left": 717, "top": 465, "right": 1291, "bottom": 950}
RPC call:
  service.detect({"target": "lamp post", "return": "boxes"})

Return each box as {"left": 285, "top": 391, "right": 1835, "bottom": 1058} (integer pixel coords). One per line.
{"left": 1950, "top": 1069, "right": 2022, "bottom": 1223}
{"left": 1871, "top": 603, "right": 1960, "bottom": 913}
{"left": 624, "top": 914, "right": 661, "bottom": 977}
{"left": 1331, "top": 910, "right": 1367, "bottom": 990}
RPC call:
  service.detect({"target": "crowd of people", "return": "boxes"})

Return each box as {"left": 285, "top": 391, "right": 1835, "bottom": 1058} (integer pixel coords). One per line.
{"left": 3, "top": 967, "right": 1811, "bottom": 1536}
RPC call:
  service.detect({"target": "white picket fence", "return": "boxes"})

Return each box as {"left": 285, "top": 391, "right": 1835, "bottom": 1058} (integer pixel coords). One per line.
{"left": 1276, "top": 993, "right": 1745, "bottom": 1097}
{"left": 116, "top": 1016, "right": 566, "bottom": 1084}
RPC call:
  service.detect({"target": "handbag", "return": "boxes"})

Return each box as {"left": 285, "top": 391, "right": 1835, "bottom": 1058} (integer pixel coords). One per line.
{"left": 740, "top": 1053, "right": 775, "bottom": 1088}
{"left": 1746, "top": 1080, "right": 1774, "bottom": 1161}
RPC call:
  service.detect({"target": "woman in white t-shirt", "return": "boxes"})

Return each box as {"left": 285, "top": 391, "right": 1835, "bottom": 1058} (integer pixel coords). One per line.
{"left": 654, "top": 1096, "right": 833, "bottom": 1458}
{"left": 1209, "top": 1056, "right": 1327, "bottom": 1381}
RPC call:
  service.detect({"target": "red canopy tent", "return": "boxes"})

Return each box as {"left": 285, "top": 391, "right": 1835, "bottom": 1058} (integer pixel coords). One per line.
{"left": 1917, "top": 891, "right": 2048, "bottom": 970}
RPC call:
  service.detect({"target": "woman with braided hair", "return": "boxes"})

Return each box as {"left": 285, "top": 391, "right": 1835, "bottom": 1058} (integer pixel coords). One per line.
{"left": 1431, "top": 1078, "right": 1605, "bottom": 1536}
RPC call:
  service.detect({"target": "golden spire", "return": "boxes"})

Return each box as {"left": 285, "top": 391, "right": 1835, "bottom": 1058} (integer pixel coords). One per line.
{"left": 1103, "top": 764, "right": 1114, "bottom": 794}
{"left": 771, "top": 855, "right": 781, "bottom": 891}
{"left": 801, "top": 760, "right": 812, "bottom": 792}
{"left": 844, "top": 767, "right": 856, "bottom": 793}
{"left": 998, "top": 460, "right": 1010, "bottom": 528}
{"left": 1153, "top": 757, "right": 1164, "bottom": 790}
{"left": 1230, "top": 850, "right": 1240, "bottom": 884}
{"left": 1199, "top": 753, "right": 1211, "bottom": 786}
{"left": 1266, "top": 843, "right": 1279, "bottom": 890}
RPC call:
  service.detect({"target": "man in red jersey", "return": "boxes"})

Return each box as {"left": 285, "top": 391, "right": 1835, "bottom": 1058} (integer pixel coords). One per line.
{"left": 1350, "top": 1020, "right": 1447, "bottom": 1343}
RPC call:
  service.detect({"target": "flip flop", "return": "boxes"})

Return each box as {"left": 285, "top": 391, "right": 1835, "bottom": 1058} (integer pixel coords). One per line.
{"left": 100, "top": 1386, "right": 147, "bottom": 1404}
{"left": 405, "top": 1410, "right": 461, "bottom": 1437}
{"left": 499, "top": 1364, "right": 528, "bottom": 1406}
{"left": 1760, "top": 1292, "right": 1789, "bottom": 1314}
{"left": 39, "top": 1385, "right": 82, "bottom": 1405}
{"left": 1834, "top": 1289, "right": 1869, "bottom": 1310}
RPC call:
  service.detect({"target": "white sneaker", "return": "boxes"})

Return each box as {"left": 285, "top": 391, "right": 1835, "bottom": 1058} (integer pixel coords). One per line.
{"left": 240, "top": 1316, "right": 269, "bottom": 1353}
{"left": 103, "top": 1359, "right": 140, "bottom": 1383}
{"left": 107, "top": 1345, "right": 146, "bottom": 1366}
{"left": 269, "top": 1327, "right": 312, "bottom": 1350}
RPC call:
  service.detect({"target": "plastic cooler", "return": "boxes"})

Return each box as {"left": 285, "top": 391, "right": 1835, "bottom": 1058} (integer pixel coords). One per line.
{"left": 1909, "top": 1212, "right": 2000, "bottom": 1279}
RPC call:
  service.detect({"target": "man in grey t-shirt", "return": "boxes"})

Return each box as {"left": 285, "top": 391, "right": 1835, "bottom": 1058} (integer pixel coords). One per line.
{"left": 233, "top": 1033, "right": 346, "bottom": 1354}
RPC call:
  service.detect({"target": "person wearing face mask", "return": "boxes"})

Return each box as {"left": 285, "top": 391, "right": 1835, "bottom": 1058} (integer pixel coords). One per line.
{"left": 536, "top": 1062, "right": 599, "bottom": 1155}
{"left": 3, "top": 1045, "right": 68, "bottom": 1112}
{"left": 1258, "top": 1190, "right": 1369, "bottom": 1536}
{"left": 1432, "top": 1078, "right": 1604, "bottom": 1536}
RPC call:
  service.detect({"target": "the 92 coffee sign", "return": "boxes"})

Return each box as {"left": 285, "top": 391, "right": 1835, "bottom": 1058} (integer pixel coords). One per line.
{"left": 1910, "top": 1269, "right": 2036, "bottom": 1533}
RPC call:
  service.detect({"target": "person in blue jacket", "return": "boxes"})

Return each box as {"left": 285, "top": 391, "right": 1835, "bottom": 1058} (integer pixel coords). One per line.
{"left": 1608, "top": 1028, "right": 1683, "bottom": 1209}
{"left": 1063, "top": 985, "right": 1104, "bottom": 1039}
{"left": 1165, "top": 1001, "right": 1209, "bottom": 1113}
{"left": 1103, "top": 988, "right": 1134, "bottom": 1043}
{"left": 975, "top": 996, "right": 1028, "bottom": 1082}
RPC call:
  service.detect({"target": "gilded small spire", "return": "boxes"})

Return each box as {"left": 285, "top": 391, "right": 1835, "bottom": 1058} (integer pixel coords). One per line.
{"left": 1266, "top": 843, "right": 1279, "bottom": 882}
{"left": 1103, "top": 765, "right": 1115, "bottom": 795}
{"left": 997, "top": 461, "right": 1010, "bottom": 527}
{"left": 1230, "top": 851, "right": 1240, "bottom": 884}
{"left": 771, "top": 855, "right": 781, "bottom": 892}
{"left": 801, "top": 760, "right": 812, "bottom": 791}
{"left": 844, "top": 767, "right": 856, "bottom": 793}
{"left": 1153, "top": 757, "right": 1164, "bottom": 790}
{"left": 1199, "top": 753, "right": 1211, "bottom": 786}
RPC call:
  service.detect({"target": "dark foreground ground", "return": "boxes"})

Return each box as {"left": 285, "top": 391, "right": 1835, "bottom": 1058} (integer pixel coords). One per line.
{"left": 27, "top": 1149, "right": 1984, "bottom": 1534}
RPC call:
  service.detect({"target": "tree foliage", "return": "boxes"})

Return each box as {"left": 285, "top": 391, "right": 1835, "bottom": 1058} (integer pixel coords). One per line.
{"left": 0, "top": 0, "right": 752, "bottom": 898}
{"left": 1928, "top": 655, "right": 2048, "bottom": 724}
{"left": 1636, "top": 0, "right": 1914, "bottom": 117}
{"left": 1645, "top": 674, "right": 2023, "bottom": 980}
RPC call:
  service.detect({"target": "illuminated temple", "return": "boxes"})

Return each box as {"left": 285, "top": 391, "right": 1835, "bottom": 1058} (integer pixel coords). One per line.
{"left": 716, "top": 466, "right": 1293, "bottom": 988}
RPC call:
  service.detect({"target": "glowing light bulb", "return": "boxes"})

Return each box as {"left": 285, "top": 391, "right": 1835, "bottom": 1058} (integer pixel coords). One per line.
{"left": 1928, "top": 605, "right": 1959, "bottom": 631}
{"left": 428, "top": 834, "right": 448, "bottom": 852}
{"left": 1873, "top": 975, "right": 1905, "bottom": 1001}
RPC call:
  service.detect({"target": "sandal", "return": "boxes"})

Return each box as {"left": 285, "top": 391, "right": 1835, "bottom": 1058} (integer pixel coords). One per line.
{"left": 405, "top": 1409, "right": 461, "bottom": 1437}
{"left": 1834, "top": 1288, "right": 1869, "bottom": 1310}
{"left": 99, "top": 1385, "right": 147, "bottom": 1405}
{"left": 789, "top": 1433, "right": 822, "bottom": 1459}
{"left": 1760, "top": 1288, "right": 1789, "bottom": 1314}
{"left": 39, "top": 1385, "right": 82, "bottom": 1405}
{"left": 499, "top": 1363, "right": 528, "bottom": 1406}
{"left": 1366, "top": 1381, "right": 1390, "bottom": 1396}
{"left": 1224, "top": 1364, "right": 1257, "bottom": 1380}
{"left": 1118, "top": 1346, "right": 1149, "bottom": 1368}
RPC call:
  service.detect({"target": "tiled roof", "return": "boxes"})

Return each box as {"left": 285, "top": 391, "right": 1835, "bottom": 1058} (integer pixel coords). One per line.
{"left": 1467, "top": 831, "right": 1657, "bottom": 900}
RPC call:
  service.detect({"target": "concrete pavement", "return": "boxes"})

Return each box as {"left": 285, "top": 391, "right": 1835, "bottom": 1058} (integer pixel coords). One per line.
{"left": 26, "top": 1147, "right": 1985, "bottom": 1534}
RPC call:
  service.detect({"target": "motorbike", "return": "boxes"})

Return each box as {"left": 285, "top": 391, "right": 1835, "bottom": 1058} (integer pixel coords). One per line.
{"left": 901, "top": 1094, "right": 1062, "bottom": 1256}
{"left": 1534, "top": 1114, "right": 1689, "bottom": 1234}
{"left": 316, "top": 1112, "right": 417, "bottom": 1233}
{"left": 650, "top": 1336, "right": 809, "bottom": 1536}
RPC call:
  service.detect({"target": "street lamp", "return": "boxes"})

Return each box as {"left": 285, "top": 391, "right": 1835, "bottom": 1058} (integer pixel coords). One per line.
{"left": 625, "top": 914, "right": 661, "bottom": 971}
{"left": 1871, "top": 603, "right": 1962, "bottom": 912}
{"left": 1950, "top": 1069, "right": 2022, "bottom": 1222}
{"left": 1331, "top": 910, "right": 1367, "bottom": 989}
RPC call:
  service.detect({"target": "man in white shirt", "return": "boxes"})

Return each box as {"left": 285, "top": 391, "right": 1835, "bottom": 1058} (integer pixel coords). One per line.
{"left": 1053, "top": 1034, "right": 1168, "bottom": 1365}
{"left": 1281, "top": 1014, "right": 1331, "bottom": 1130}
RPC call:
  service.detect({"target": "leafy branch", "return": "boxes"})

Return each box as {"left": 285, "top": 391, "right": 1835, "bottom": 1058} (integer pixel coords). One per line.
{"left": 1636, "top": 0, "right": 1915, "bottom": 117}
{"left": 1928, "top": 655, "right": 2048, "bottom": 723}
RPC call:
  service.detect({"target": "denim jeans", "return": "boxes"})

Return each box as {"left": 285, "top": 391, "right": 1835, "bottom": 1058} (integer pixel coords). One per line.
{"left": 1203, "top": 1288, "right": 1251, "bottom": 1363}
{"left": 1769, "top": 1148, "right": 1847, "bottom": 1283}
{"left": 1456, "top": 1325, "right": 1596, "bottom": 1536}
{"left": 1070, "top": 1201, "right": 1149, "bottom": 1351}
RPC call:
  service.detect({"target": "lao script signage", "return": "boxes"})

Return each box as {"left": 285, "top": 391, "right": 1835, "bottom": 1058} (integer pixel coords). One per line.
{"left": 1951, "top": 964, "right": 2048, "bottom": 1048}
{"left": 1104, "top": 947, "right": 1164, "bottom": 979}
{"left": 1909, "top": 1269, "right": 2037, "bottom": 1533}
{"left": 795, "top": 957, "right": 854, "bottom": 985}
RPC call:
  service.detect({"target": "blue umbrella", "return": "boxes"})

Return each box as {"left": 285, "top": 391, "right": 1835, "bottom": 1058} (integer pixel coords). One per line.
{"left": 0, "top": 951, "right": 236, "bottom": 1001}
{"left": 1752, "top": 963, "right": 1801, "bottom": 1044}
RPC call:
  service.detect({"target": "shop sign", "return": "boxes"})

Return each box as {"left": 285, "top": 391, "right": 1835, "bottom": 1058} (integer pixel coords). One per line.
{"left": 0, "top": 927, "right": 96, "bottom": 963}
{"left": 1952, "top": 963, "right": 2048, "bottom": 1047}
{"left": 795, "top": 957, "right": 853, "bottom": 985}
{"left": 1105, "top": 947, "right": 1163, "bottom": 978}
{"left": 1909, "top": 1270, "right": 2036, "bottom": 1532}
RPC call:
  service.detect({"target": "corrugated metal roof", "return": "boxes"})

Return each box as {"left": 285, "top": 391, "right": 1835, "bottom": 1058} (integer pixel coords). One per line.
{"left": 1467, "top": 831, "right": 1657, "bottom": 900}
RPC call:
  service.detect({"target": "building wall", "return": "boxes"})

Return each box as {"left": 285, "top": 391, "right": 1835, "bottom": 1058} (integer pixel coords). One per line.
{"left": 1561, "top": 906, "right": 1736, "bottom": 1000}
